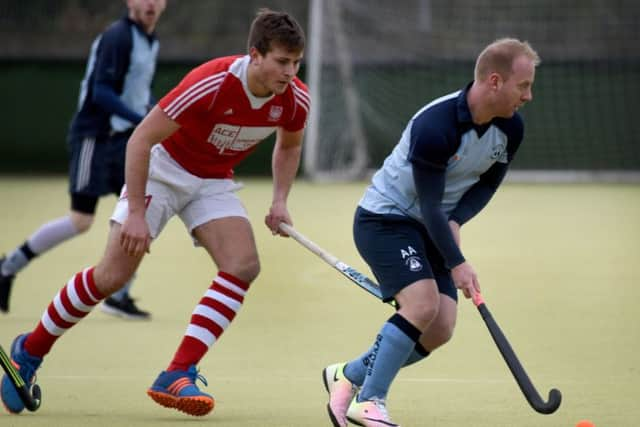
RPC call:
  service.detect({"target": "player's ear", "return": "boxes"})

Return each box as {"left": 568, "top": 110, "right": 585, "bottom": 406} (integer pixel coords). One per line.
{"left": 249, "top": 46, "right": 263, "bottom": 64}
{"left": 488, "top": 72, "right": 502, "bottom": 91}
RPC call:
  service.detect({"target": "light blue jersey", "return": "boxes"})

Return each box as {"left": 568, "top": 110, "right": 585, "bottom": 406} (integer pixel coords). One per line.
{"left": 72, "top": 16, "right": 159, "bottom": 138}
{"left": 360, "top": 83, "right": 523, "bottom": 226}
{"left": 110, "top": 23, "right": 159, "bottom": 132}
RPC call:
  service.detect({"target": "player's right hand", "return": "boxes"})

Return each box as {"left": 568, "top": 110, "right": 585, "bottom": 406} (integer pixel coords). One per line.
{"left": 265, "top": 200, "right": 291, "bottom": 237}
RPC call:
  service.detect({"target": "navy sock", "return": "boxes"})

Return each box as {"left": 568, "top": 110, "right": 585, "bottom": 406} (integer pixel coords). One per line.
{"left": 20, "top": 242, "right": 37, "bottom": 259}
{"left": 404, "top": 342, "right": 430, "bottom": 367}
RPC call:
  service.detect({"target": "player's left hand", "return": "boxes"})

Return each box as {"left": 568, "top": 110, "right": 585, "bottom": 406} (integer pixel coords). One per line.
{"left": 452, "top": 261, "right": 480, "bottom": 299}
{"left": 265, "top": 200, "right": 291, "bottom": 236}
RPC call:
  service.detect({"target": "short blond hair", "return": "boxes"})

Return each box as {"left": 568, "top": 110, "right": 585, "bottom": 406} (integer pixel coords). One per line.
{"left": 474, "top": 38, "right": 540, "bottom": 81}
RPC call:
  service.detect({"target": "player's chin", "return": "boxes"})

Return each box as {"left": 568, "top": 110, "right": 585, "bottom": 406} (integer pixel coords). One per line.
{"left": 499, "top": 109, "right": 517, "bottom": 119}
{"left": 272, "top": 82, "right": 289, "bottom": 95}
{"left": 511, "top": 104, "right": 525, "bottom": 114}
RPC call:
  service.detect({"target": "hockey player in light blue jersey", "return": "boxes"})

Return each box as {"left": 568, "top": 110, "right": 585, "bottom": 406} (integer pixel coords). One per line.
{"left": 323, "top": 38, "right": 541, "bottom": 427}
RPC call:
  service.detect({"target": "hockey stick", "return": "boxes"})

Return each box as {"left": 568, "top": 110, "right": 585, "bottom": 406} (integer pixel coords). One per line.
{"left": 0, "top": 344, "right": 41, "bottom": 411}
{"left": 279, "top": 222, "right": 561, "bottom": 414}
{"left": 471, "top": 292, "right": 562, "bottom": 414}
{"left": 278, "top": 222, "right": 393, "bottom": 305}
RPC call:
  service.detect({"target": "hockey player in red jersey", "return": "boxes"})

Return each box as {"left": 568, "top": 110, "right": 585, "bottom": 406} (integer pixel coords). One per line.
{"left": 1, "top": 8, "right": 309, "bottom": 417}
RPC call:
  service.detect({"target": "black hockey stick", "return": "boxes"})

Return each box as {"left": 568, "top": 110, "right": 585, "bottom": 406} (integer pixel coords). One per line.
{"left": 280, "top": 222, "right": 561, "bottom": 414}
{"left": 471, "top": 292, "right": 561, "bottom": 414}
{"left": 0, "top": 344, "right": 41, "bottom": 411}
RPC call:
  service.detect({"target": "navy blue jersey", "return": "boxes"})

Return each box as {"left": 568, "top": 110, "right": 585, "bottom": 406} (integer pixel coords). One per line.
{"left": 359, "top": 82, "right": 524, "bottom": 268}
{"left": 70, "top": 16, "right": 159, "bottom": 139}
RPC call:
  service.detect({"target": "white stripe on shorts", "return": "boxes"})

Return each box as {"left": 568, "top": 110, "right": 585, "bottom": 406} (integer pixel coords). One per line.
{"left": 76, "top": 137, "right": 95, "bottom": 191}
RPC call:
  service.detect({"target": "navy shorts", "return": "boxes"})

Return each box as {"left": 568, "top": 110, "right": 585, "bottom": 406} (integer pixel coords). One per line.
{"left": 68, "top": 130, "right": 131, "bottom": 214}
{"left": 353, "top": 207, "right": 457, "bottom": 303}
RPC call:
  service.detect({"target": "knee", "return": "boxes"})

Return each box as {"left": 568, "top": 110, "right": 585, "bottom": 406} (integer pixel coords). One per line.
{"left": 70, "top": 213, "right": 94, "bottom": 233}
{"left": 399, "top": 298, "right": 439, "bottom": 331}
{"left": 411, "top": 300, "right": 440, "bottom": 329}
{"left": 242, "top": 257, "right": 260, "bottom": 283}
{"left": 430, "top": 323, "right": 455, "bottom": 348}
{"left": 423, "top": 317, "right": 456, "bottom": 351}
{"left": 226, "top": 255, "right": 260, "bottom": 284}
{"left": 397, "top": 284, "right": 440, "bottom": 330}
{"left": 93, "top": 265, "right": 133, "bottom": 296}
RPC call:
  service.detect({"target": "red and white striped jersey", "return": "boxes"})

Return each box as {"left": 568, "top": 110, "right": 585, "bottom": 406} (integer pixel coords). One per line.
{"left": 158, "top": 55, "right": 310, "bottom": 178}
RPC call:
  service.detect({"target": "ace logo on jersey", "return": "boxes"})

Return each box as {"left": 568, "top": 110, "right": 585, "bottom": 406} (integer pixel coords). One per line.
{"left": 208, "top": 124, "right": 276, "bottom": 154}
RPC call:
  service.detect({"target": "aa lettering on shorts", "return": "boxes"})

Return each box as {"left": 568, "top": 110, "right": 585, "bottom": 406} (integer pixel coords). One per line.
{"left": 400, "top": 245, "right": 423, "bottom": 272}
{"left": 399, "top": 246, "right": 417, "bottom": 259}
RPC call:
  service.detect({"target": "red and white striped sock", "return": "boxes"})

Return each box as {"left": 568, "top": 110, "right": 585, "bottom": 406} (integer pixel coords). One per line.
{"left": 24, "top": 267, "right": 105, "bottom": 358}
{"left": 167, "top": 272, "right": 250, "bottom": 371}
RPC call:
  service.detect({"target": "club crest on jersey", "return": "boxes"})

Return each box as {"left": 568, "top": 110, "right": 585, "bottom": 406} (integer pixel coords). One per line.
{"left": 268, "top": 105, "right": 283, "bottom": 121}
{"left": 491, "top": 140, "right": 508, "bottom": 163}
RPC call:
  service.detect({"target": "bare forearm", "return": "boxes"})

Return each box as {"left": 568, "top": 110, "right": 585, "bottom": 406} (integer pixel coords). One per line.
{"left": 123, "top": 106, "right": 179, "bottom": 215}
{"left": 124, "top": 136, "right": 152, "bottom": 215}
{"left": 265, "top": 129, "right": 303, "bottom": 235}
{"left": 272, "top": 143, "right": 301, "bottom": 203}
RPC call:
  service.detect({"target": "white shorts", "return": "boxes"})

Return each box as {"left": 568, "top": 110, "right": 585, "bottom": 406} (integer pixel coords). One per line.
{"left": 111, "top": 145, "right": 248, "bottom": 243}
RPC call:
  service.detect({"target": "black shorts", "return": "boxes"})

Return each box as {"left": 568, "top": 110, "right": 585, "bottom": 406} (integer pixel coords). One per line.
{"left": 68, "top": 130, "right": 132, "bottom": 214}
{"left": 353, "top": 206, "right": 457, "bottom": 303}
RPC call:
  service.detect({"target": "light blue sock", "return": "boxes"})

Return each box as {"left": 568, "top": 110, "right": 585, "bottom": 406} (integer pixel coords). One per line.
{"left": 357, "top": 313, "right": 420, "bottom": 401}
{"left": 344, "top": 343, "right": 430, "bottom": 386}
